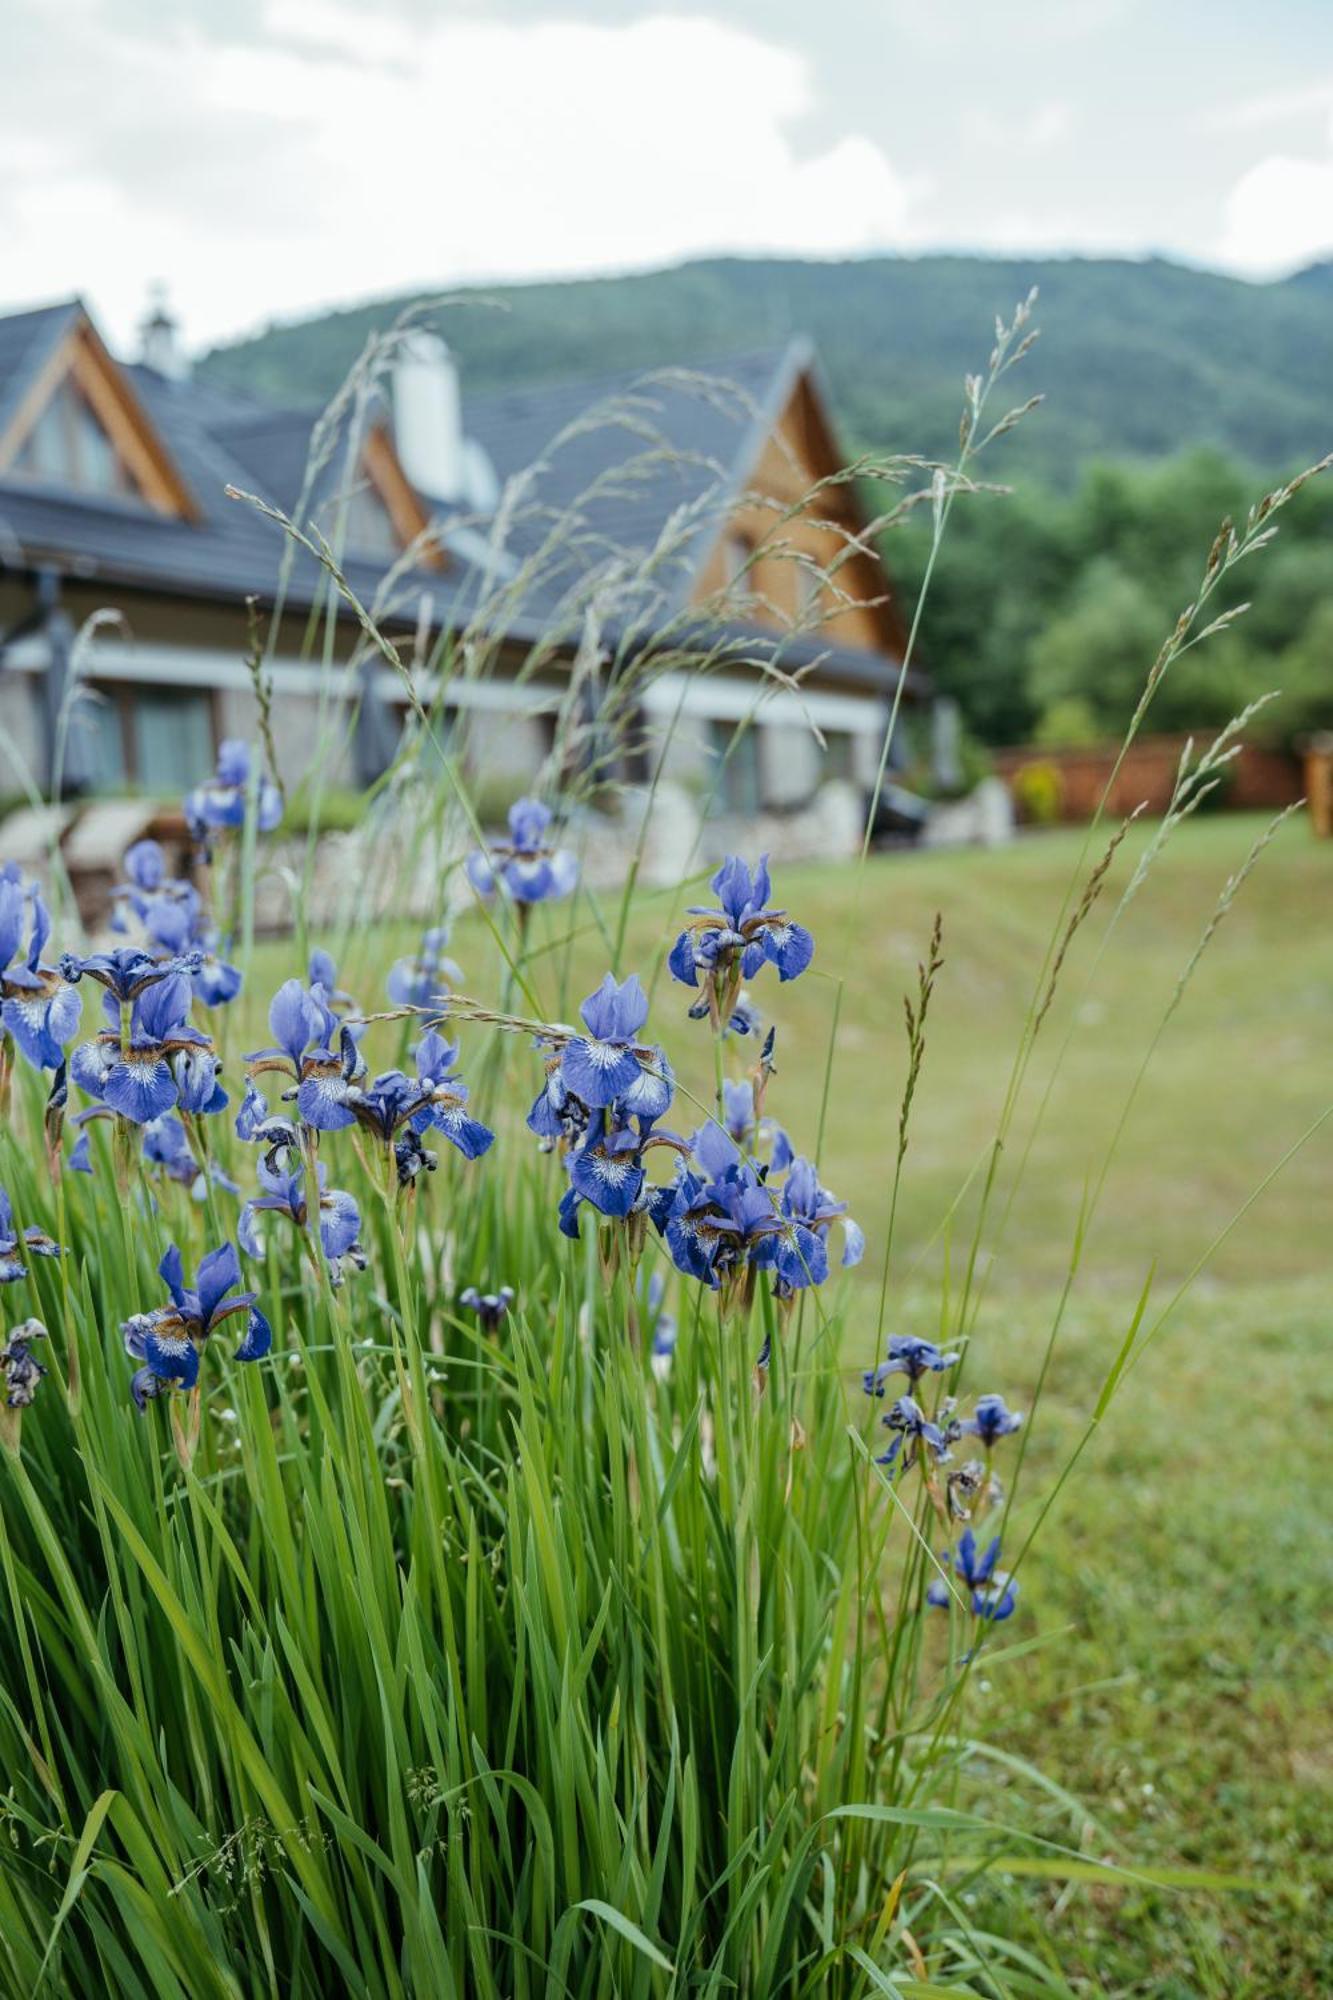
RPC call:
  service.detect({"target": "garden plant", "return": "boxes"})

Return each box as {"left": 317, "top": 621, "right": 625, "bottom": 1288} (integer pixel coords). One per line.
{"left": 0, "top": 297, "right": 1324, "bottom": 1997}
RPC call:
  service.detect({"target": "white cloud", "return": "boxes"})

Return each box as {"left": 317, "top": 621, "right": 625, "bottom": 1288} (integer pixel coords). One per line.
{"left": 0, "top": 0, "right": 919, "bottom": 351}
{"left": 1219, "top": 123, "right": 1333, "bottom": 273}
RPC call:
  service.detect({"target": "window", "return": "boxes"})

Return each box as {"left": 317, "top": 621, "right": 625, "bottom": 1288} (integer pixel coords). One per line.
{"left": 11, "top": 377, "right": 145, "bottom": 502}
{"left": 722, "top": 531, "right": 755, "bottom": 611}
{"left": 708, "top": 718, "right": 762, "bottom": 817}
{"left": 70, "top": 688, "right": 129, "bottom": 793}
{"left": 133, "top": 690, "right": 215, "bottom": 792}
{"left": 823, "top": 731, "right": 857, "bottom": 785}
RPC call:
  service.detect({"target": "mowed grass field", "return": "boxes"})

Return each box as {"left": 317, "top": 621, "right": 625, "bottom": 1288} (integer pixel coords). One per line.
{"left": 273, "top": 812, "right": 1331, "bottom": 1996}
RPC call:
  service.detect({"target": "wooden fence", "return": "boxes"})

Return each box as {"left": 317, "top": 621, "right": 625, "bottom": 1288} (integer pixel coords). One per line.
{"left": 992, "top": 734, "right": 1307, "bottom": 824}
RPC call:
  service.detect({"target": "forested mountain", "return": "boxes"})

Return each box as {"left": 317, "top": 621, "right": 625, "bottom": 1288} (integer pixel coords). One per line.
{"left": 201, "top": 252, "right": 1333, "bottom": 486}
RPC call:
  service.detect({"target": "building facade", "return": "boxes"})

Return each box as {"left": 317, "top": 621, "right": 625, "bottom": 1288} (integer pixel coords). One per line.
{"left": 0, "top": 299, "right": 927, "bottom": 824}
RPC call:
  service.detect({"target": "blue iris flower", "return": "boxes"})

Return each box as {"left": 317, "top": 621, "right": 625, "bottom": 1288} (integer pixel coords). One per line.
{"left": 248, "top": 979, "right": 338, "bottom": 1077}
{"left": 863, "top": 1334, "right": 962, "bottom": 1397}
{"left": 336, "top": 1052, "right": 495, "bottom": 1161}
{"left": 669, "top": 855, "right": 814, "bottom": 997}
{"left": 532, "top": 977, "right": 681, "bottom": 1238}
{"left": 466, "top": 797, "right": 578, "bottom": 905}
{"left": 959, "top": 1394, "right": 1024, "bottom": 1446}
{"left": 719, "top": 1077, "right": 793, "bottom": 1172}
{"left": 774, "top": 1156, "right": 864, "bottom": 1296}
{"left": 238, "top": 1158, "right": 365, "bottom": 1284}
{"left": 925, "top": 1529, "right": 1019, "bottom": 1622}
{"left": 246, "top": 981, "right": 362, "bottom": 1132}
{"left": 0, "top": 1319, "right": 48, "bottom": 1409}
{"left": 109, "top": 841, "right": 243, "bottom": 1008}
{"left": 343, "top": 1070, "right": 426, "bottom": 1143}
{"left": 121, "top": 1241, "right": 271, "bottom": 1408}
{"left": 564, "top": 1111, "right": 650, "bottom": 1225}
{"left": 184, "top": 740, "right": 283, "bottom": 836}
{"left": 410, "top": 1030, "right": 495, "bottom": 1160}
{"left": 0, "top": 1185, "right": 62, "bottom": 1285}
{"left": 459, "top": 1285, "right": 514, "bottom": 1334}
{"left": 561, "top": 974, "right": 666, "bottom": 1110}
{"left": 70, "top": 976, "right": 226, "bottom": 1127}
{"left": 649, "top": 1123, "right": 779, "bottom": 1291}
{"left": 649, "top": 1124, "right": 854, "bottom": 1301}
{"left": 1, "top": 876, "right": 83, "bottom": 1071}
{"left": 387, "top": 926, "right": 463, "bottom": 1008}
{"left": 143, "top": 1114, "right": 239, "bottom": 1198}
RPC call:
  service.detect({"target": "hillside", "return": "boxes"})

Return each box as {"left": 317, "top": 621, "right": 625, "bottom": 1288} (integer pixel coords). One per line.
{"left": 200, "top": 252, "right": 1333, "bottom": 486}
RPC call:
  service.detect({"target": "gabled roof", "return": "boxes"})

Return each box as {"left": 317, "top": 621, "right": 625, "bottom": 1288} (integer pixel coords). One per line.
{"left": 0, "top": 301, "right": 913, "bottom": 693}
{"left": 0, "top": 300, "right": 201, "bottom": 520}
{"left": 0, "top": 300, "right": 84, "bottom": 443}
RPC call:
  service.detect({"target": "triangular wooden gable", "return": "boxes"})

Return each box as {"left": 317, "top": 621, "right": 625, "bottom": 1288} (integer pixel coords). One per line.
{"left": 690, "top": 357, "right": 909, "bottom": 662}
{"left": 0, "top": 311, "right": 199, "bottom": 520}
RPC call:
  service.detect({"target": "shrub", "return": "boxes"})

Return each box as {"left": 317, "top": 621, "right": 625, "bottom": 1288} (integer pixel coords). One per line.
{"left": 1010, "top": 758, "right": 1066, "bottom": 825}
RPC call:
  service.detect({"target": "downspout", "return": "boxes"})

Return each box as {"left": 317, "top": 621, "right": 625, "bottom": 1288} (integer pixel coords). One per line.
{"left": 35, "top": 569, "right": 74, "bottom": 800}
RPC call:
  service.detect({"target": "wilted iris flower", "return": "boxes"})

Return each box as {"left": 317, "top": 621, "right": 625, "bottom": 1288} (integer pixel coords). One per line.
{"left": 724, "top": 991, "right": 762, "bottom": 1039}
{"left": 0, "top": 1186, "right": 62, "bottom": 1285}
{"left": 0, "top": 1319, "right": 48, "bottom": 1409}
{"left": 239, "top": 1158, "right": 364, "bottom": 1285}
{"left": 669, "top": 855, "right": 814, "bottom": 1022}
{"left": 876, "top": 1394, "right": 952, "bottom": 1470}
{"left": 185, "top": 740, "right": 282, "bottom": 837}
{"left": 466, "top": 797, "right": 577, "bottom": 905}
{"left": 926, "top": 1528, "right": 1018, "bottom": 1622}
{"left": 1, "top": 875, "right": 82, "bottom": 1071}
{"left": 863, "top": 1334, "right": 961, "bottom": 1397}
{"left": 60, "top": 945, "right": 203, "bottom": 1006}
{"left": 121, "top": 1242, "right": 271, "bottom": 1407}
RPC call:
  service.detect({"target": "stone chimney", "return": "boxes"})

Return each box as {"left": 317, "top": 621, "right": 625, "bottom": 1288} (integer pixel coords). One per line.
{"left": 392, "top": 330, "right": 496, "bottom": 511}
{"left": 139, "top": 285, "right": 190, "bottom": 382}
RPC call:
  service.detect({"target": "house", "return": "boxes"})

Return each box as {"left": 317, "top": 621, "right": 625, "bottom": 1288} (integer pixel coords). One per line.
{"left": 0, "top": 295, "right": 928, "bottom": 824}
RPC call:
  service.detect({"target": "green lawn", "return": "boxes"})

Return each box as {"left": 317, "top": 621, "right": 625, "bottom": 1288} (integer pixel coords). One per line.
{"left": 288, "top": 813, "right": 1331, "bottom": 1994}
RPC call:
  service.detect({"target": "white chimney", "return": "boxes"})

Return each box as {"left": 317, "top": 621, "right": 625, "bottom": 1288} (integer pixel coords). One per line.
{"left": 393, "top": 330, "right": 466, "bottom": 504}
{"left": 139, "top": 285, "right": 190, "bottom": 382}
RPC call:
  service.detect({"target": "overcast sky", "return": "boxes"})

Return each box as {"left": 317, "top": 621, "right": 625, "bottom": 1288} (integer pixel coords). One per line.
{"left": 3, "top": 0, "right": 1332, "bottom": 354}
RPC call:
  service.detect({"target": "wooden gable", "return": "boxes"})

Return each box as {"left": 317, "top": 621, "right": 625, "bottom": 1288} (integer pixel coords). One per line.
{"left": 359, "top": 423, "right": 446, "bottom": 571}
{"left": 690, "top": 365, "right": 908, "bottom": 661}
{"left": 0, "top": 312, "right": 199, "bottom": 520}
